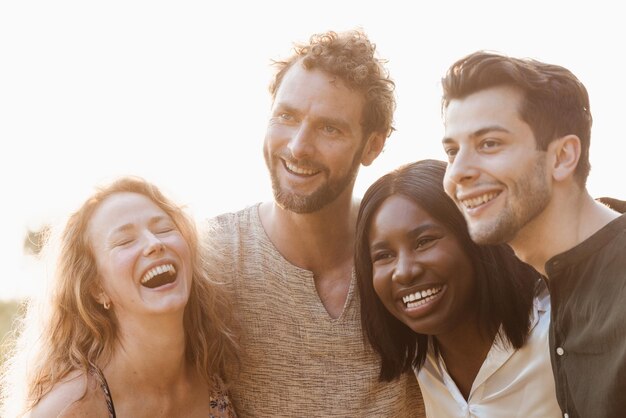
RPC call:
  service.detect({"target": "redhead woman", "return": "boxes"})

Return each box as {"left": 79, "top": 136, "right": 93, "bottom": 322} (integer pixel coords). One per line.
{"left": 1, "top": 177, "right": 238, "bottom": 417}
{"left": 355, "top": 160, "right": 560, "bottom": 417}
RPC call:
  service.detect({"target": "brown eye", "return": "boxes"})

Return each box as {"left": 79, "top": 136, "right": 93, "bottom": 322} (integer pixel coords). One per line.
{"left": 480, "top": 139, "right": 501, "bottom": 150}
{"left": 371, "top": 251, "right": 394, "bottom": 263}
{"left": 443, "top": 146, "right": 458, "bottom": 162}
{"left": 415, "top": 236, "right": 438, "bottom": 250}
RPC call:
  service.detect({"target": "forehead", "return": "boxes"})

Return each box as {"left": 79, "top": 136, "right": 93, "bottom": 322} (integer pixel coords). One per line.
{"left": 444, "top": 86, "right": 525, "bottom": 138}
{"left": 275, "top": 64, "right": 365, "bottom": 121}
{"left": 87, "top": 192, "right": 169, "bottom": 237}
{"left": 372, "top": 194, "right": 434, "bottom": 231}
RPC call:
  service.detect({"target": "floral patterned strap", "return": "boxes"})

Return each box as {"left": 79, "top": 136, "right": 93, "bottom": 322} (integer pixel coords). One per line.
{"left": 209, "top": 378, "right": 237, "bottom": 418}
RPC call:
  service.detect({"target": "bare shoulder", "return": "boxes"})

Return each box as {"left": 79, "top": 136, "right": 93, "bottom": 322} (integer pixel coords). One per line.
{"left": 28, "top": 371, "right": 106, "bottom": 418}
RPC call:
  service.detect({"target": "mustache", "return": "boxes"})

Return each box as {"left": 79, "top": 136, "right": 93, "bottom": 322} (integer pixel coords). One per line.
{"left": 276, "top": 151, "right": 325, "bottom": 172}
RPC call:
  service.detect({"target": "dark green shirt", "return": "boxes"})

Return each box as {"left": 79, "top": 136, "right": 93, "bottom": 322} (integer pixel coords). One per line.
{"left": 546, "top": 208, "right": 626, "bottom": 418}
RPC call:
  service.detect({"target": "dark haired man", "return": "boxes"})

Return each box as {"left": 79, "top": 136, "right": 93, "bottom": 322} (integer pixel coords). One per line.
{"left": 441, "top": 51, "right": 626, "bottom": 418}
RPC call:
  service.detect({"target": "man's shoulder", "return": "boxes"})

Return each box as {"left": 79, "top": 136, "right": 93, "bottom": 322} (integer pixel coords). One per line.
{"left": 204, "top": 203, "right": 262, "bottom": 243}
{"left": 207, "top": 203, "right": 261, "bottom": 230}
{"left": 203, "top": 203, "right": 272, "bottom": 265}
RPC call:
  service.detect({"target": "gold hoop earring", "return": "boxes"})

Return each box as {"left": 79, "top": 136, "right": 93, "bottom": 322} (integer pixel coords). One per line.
{"left": 103, "top": 300, "right": 111, "bottom": 310}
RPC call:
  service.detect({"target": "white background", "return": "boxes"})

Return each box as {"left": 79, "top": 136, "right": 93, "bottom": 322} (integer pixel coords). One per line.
{"left": 1, "top": 0, "right": 624, "bottom": 300}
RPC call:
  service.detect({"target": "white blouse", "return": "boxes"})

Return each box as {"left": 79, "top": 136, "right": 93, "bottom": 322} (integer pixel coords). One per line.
{"left": 416, "top": 284, "right": 561, "bottom": 417}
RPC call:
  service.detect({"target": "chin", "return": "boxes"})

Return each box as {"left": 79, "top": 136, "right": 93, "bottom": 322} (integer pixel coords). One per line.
{"left": 149, "top": 295, "right": 189, "bottom": 315}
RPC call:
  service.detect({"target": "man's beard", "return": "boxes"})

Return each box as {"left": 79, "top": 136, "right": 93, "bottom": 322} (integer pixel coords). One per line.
{"left": 469, "top": 155, "right": 551, "bottom": 245}
{"left": 265, "top": 147, "right": 363, "bottom": 214}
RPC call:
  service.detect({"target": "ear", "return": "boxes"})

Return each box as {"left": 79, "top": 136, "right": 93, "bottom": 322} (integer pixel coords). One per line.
{"left": 90, "top": 281, "right": 109, "bottom": 306}
{"left": 360, "top": 132, "right": 386, "bottom": 167}
{"left": 549, "top": 134, "right": 581, "bottom": 182}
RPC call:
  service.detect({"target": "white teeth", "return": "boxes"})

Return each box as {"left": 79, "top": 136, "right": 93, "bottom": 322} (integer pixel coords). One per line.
{"left": 461, "top": 192, "right": 499, "bottom": 209}
{"left": 141, "top": 263, "right": 176, "bottom": 284}
{"left": 407, "top": 294, "right": 438, "bottom": 309}
{"left": 402, "top": 286, "right": 443, "bottom": 305}
{"left": 285, "top": 161, "right": 317, "bottom": 175}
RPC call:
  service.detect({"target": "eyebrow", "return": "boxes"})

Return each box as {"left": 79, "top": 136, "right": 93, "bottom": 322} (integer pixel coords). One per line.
{"left": 273, "top": 102, "right": 298, "bottom": 115}
{"left": 369, "top": 223, "right": 438, "bottom": 252}
{"left": 274, "top": 102, "right": 352, "bottom": 134}
{"left": 442, "top": 125, "right": 511, "bottom": 145}
{"left": 320, "top": 115, "right": 351, "bottom": 133}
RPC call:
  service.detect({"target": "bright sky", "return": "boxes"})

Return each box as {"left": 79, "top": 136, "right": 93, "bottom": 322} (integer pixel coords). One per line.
{"left": 1, "top": 1, "right": 624, "bottom": 301}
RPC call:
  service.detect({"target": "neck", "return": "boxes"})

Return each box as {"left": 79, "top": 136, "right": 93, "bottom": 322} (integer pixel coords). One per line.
{"left": 509, "top": 186, "right": 619, "bottom": 275}
{"left": 435, "top": 312, "right": 493, "bottom": 360}
{"left": 434, "top": 314, "right": 494, "bottom": 400}
{"left": 105, "top": 313, "right": 188, "bottom": 387}
{"left": 260, "top": 186, "right": 359, "bottom": 272}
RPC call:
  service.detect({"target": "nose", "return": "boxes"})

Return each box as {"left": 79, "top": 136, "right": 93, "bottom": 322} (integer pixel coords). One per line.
{"left": 391, "top": 251, "right": 423, "bottom": 285}
{"left": 287, "top": 123, "right": 314, "bottom": 160}
{"left": 445, "top": 147, "right": 480, "bottom": 187}
{"left": 142, "top": 232, "right": 165, "bottom": 257}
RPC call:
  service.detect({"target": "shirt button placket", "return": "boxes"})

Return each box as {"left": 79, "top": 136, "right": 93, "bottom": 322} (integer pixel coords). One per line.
{"left": 556, "top": 345, "right": 568, "bottom": 417}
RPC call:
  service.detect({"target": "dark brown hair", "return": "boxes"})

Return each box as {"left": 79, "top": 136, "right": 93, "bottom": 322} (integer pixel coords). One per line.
{"left": 442, "top": 51, "right": 593, "bottom": 186}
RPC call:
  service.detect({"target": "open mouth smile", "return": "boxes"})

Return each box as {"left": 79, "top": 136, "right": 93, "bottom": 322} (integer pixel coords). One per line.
{"left": 283, "top": 160, "right": 320, "bottom": 176}
{"left": 141, "top": 263, "right": 177, "bottom": 289}
{"left": 402, "top": 285, "right": 443, "bottom": 308}
{"left": 460, "top": 191, "right": 500, "bottom": 210}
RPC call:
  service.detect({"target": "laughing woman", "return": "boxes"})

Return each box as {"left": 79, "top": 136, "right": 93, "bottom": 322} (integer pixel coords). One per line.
{"left": 355, "top": 160, "right": 560, "bottom": 417}
{"left": 1, "top": 177, "right": 238, "bottom": 417}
